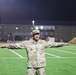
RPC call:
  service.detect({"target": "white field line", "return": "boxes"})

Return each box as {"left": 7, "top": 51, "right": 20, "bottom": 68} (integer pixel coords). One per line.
{"left": 0, "top": 57, "right": 27, "bottom": 59}
{"left": 52, "top": 49, "right": 76, "bottom": 55}
{"left": 45, "top": 52, "right": 61, "bottom": 58}
{"left": 9, "top": 49, "right": 24, "bottom": 58}
{"left": 62, "top": 47, "right": 76, "bottom": 50}
{"left": 0, "top": 57, "right": 76, "bottom": 59}
{"left": 46, "top": 57, "right": 76, "bottom": 58}
{"left": 71, "top": 49, "right": 76, "bottom": 50}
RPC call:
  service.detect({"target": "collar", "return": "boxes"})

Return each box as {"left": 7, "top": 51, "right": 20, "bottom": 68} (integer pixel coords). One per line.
{"left": 31, "top": 39, "right": 41, "bottom": 44}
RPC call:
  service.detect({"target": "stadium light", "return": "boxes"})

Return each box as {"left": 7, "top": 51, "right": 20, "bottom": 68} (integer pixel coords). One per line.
{"left": 16, "top": 27, "right": 18, "bottom": 30}
{"left": 40, "top": 26, "right": 43, "bottom": 30}
{"left": 35, "top": 26, "right": 39, "bottom": 30}
{"left": 32, "top": 20, "right": 35, "bottom": 25}
{"left": 32, "top": 20, "right": 35, "bottom": 29}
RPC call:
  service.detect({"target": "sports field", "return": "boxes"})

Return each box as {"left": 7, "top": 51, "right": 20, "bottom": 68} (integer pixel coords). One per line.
{"left": 0, "top": 44, "right": 76, "bottom": 75}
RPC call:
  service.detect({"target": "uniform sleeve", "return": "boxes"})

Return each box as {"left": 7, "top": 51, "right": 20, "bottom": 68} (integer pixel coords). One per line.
{"left": 7, "top": 41, "right": 28, "bottom": 49}
{"left": 49, "top": 42, "right": 64, "bottom": 47}
{"left": 43, "top": 41, "right": 51, "bottom": 48}
{"left": 44, "top": 41, "right": 67, "bottom": 48}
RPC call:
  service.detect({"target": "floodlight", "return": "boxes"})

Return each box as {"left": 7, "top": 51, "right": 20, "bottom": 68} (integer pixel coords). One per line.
{"left": 35, "top": 26, "right": 39, "bottom": 30}
{"left": 32, "top": 20, "right": 35, "bottom": 25}
{"left": 16, "top": 27, "right": 18, "bottom": 30}
{"left": 40, "top": 26, "right": 43, "bottom": 29}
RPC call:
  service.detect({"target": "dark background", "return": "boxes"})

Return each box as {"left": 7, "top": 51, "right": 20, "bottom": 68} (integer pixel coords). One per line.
{"left": 0, "top": 0, "right": 76, "bottom": 25}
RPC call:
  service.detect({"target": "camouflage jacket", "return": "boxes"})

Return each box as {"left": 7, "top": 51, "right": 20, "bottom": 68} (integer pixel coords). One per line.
{"left": 7, "top": 39, "right": 64, "bottom": 68}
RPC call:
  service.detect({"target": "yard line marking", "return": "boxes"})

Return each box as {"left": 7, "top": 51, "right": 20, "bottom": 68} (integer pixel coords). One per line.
{"left": 46, "top": 57, "right": 76, "bottom": 58}
{"left": 0, "top": 57, "right": 76, "bottom": 59}
{"left": 9, "top": 49, "right": 24, "bottom": 58}
{"left": 62, "top": 47, "right": 76, "bottom": 50}
{"left": 61, "top": 57, "right": 76, "bottom": 58}
{"left": 0, "top": 57, "right": 27, "bottom": 59}
{"left": 52, "top": 49, "right": 76, "bottom": 55}
{"left": 45, "top": 52, "right": 61, "bottom": 58}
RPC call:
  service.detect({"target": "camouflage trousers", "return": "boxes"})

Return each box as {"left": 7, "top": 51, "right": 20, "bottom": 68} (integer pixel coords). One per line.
{"left": 26, "top": 67, "right": 46, "bottom": 75}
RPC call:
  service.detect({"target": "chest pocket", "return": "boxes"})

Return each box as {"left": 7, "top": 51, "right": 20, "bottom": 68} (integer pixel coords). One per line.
{"left": 36, "top": 44, "right": 44, "bottom": 51}
{"left": 26, "top": 43, "right": 44, "bottom": 52}
{"left": 27, "top": 45, "right": 36, "bottom": 51}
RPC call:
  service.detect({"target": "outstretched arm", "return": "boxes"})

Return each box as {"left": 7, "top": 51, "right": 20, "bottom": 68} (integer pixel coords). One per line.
{"left": 0, "top": 41, "right": 28, "bottom": 49}
{"left": 45, "top": 41, "right": 68, "bottom": 48}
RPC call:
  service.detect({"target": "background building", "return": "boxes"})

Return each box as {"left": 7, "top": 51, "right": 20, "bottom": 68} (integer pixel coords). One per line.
{"left": 0, "top": 24, "right": 76, "bottom": 42}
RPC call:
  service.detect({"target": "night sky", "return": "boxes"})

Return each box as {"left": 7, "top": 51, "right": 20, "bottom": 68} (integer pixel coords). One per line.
{"left": 0, "top": 0, "right": 76, "bottom": 24}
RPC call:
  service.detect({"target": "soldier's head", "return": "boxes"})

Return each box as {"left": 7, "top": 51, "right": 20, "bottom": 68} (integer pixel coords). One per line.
{"left": 32, "top": 29, "right": 40, "bottom": 41}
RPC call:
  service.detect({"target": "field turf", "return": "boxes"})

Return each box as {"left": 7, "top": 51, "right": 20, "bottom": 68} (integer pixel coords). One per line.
{"left": 0, "top": 44, "right": 76, "bottom": 75}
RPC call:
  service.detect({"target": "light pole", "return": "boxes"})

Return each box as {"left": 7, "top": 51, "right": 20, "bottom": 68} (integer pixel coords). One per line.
{"left": 32, "top": 20, "right": 35, "bottom": 29}
{"left": 14, "top": 27, "right": 19, "bottom": 41}
{"left": 40, "top": 26, "right": 44, "bottom": 39}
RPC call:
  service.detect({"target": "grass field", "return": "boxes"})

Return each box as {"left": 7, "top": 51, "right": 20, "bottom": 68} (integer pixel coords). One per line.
{"left": 0, "top": 44, "right": 76, "bottom": 75}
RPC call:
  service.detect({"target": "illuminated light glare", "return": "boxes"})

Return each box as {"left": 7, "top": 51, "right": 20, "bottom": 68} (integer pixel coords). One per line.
{"left": 40, "top": 26, "right": 43, "bottom": 29}
{"left": 16, "top": 27, "right": 18, "bottom": 30}
{"left": 32, "top": 20, "right": 35, "bottom": 25}
{"left": 35, "top": 27, "right": 39, "bottom": 30}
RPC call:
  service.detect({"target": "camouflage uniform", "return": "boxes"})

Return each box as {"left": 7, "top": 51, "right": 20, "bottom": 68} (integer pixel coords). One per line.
{"left": 7, "top": 30, "right": 65, "bottom": 75}
{"left": 7, "top": 39, "right": 65, "bottom": 75}
{"left": 8, "top": 39, "right": 47, "bottom": 75}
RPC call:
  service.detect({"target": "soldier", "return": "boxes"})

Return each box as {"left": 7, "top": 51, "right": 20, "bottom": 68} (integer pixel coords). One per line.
{"left": 0, "top": 29, "right": 67, "bottom": 75}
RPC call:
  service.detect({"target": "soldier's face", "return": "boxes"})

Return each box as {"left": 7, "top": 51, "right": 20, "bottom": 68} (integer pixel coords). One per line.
{"left": 33, "top": 33, "right": 40, "bottom": 41}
